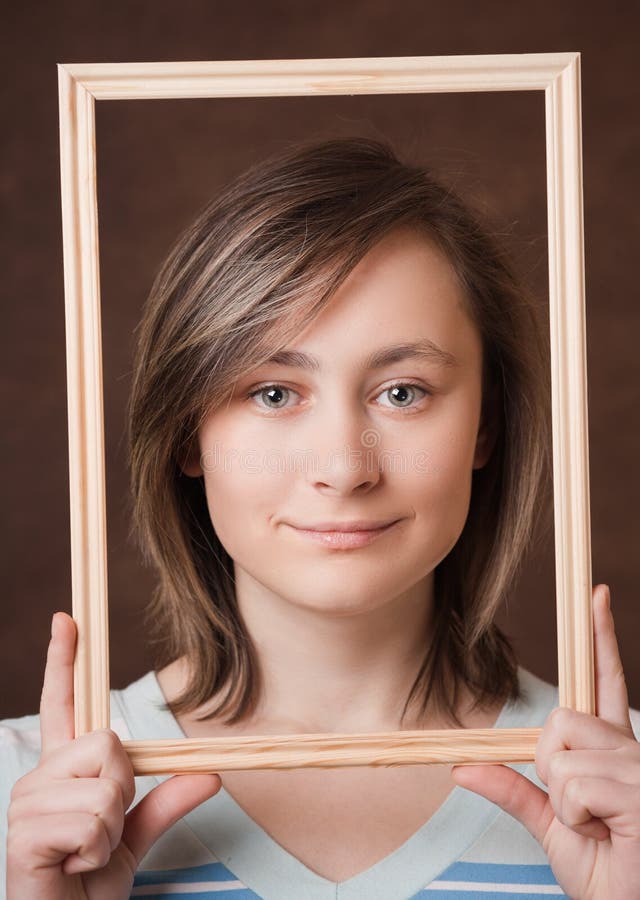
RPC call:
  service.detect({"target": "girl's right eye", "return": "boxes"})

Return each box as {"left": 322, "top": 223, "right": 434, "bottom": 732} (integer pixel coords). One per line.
{"left": 246, "top": 384, "right": 300, "bottom": 413}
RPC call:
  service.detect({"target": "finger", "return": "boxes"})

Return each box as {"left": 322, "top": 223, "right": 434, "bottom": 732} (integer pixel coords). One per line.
{"left": 22, "top": 728, "right": 136, "bottom": 811}
{"left": 593, "top": 584, "right": 633, "bottom": 731}
{"left": 8, "top": 777, "right": 125, "bottom": 853}
{"left": 536, "top": 706, "right": 633, "bottom": 786}
{"left": 545, "top": 749, "right": 639, "bottom": 841}
{"left": 556, "top": 815, "right": 610, "bottom": 841}
{"left": 39, "top": 612, "right": 77, "bottom": 756}
{"left": 560, "top": 777, "right": 640, "bottom": 841}
{"left": 451, "top": 764, "right": 554, "bottom": 847}
{"left": 8, "top": 811, "right": 112, "bottom": 873}
{"left": 122, "top": 774, "right": 222, "bottom": 865}
{"left": 547, "top": 746, "right": 640, "bottom": 794}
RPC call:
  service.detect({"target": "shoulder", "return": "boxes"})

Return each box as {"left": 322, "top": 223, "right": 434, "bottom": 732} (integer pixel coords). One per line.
{"left": 0, "top": 710, "right": 43, "bottom": 877}
{"left": 0, "top": 711, "right": 42, "bottom": 794}
{"left": 515, "top": 665, "right": 640, "bottom": 739}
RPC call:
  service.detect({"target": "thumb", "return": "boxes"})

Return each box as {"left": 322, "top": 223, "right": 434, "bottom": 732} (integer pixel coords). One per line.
{"left": 122, "top": 773, "right": 222, "bottom": 864}
{"left": 451, "top": 764, "right": 553, "bottom": 845}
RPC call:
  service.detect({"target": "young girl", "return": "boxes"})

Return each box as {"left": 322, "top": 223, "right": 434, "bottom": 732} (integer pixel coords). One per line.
{"left": 3, "top": 137, "right": 639, "bottom": 900}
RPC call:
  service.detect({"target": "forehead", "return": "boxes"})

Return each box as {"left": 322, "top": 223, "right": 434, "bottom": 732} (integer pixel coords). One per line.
{"left": 264, "top": 226, "right": 481, "bottom": 371}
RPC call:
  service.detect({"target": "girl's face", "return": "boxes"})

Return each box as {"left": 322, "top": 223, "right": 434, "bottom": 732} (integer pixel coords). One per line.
{"left": 185, "top": 226, "right": 495, "bottom": 616}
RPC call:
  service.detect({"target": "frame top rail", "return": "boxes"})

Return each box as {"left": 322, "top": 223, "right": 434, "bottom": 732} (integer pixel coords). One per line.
{"left": 58, "top": 52, "right": 579, "bottom": 100}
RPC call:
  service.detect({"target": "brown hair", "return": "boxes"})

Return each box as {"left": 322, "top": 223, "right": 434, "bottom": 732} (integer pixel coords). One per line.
{"left": 126, "top": 136, "right": 551, "bottom": 728}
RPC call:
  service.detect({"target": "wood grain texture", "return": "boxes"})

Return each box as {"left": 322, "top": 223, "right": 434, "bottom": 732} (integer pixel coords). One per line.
{"left": 124, "top": 728, "right": 543, "bottom": 775}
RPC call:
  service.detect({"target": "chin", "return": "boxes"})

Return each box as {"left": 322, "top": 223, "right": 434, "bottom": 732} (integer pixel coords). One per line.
{"left": 278, "top": 585, "right": 394, "bottom": 616}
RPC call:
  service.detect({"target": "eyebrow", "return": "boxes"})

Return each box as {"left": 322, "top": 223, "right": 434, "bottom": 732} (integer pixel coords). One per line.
{"left": 260, "top": 339, "right": 460, "bottom": 373}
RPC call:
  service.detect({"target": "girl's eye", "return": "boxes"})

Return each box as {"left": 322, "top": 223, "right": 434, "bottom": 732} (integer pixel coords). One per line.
{"left": 246, "top": 382, "right": 430, "bottom": 413}
{"left": 376, "top": 382, "right": 429, "bottom": 410}
{"left": 247, "top": 384, "right": 300, "bottom": 411}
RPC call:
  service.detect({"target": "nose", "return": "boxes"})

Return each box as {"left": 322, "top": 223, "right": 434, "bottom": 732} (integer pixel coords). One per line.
{"left": 301, "top": 401, "right": 382, "bottom": 496}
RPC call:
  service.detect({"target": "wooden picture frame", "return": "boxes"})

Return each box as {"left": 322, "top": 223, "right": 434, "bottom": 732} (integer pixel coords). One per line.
{"left": 57, "top": 52, "right": 593, "bottom": 775}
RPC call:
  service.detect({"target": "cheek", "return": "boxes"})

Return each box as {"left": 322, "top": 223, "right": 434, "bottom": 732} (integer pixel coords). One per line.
{"left": 409, "top": 443, "right": 473, "bottom": 514}
{"left": 403, "top": 407, "right": 479, "bottom": 527}
{"left": 198, "top": 427, "right": 288, "bottom": 553}
{"left": 200, "top": 412, "right": 297, "bottom": 474}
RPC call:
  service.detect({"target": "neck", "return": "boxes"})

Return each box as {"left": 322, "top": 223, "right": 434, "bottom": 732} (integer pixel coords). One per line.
{"left": 229, "top": 567, "right": 436, "bottom": 733}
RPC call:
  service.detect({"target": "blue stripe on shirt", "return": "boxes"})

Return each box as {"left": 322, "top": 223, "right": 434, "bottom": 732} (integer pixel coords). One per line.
{"left": 410, "top": 861, "right": 567, "bottom": 898}
{"left": 438, "top": 862, "right": 562, "bottom": 884}
{"left": 131, "top": 861, "right": 259, "bottom": 897}
{"left": 134, "top": 861, "right": 241, "bottom": 885}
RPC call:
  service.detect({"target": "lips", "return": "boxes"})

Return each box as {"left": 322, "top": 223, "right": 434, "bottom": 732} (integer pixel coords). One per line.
{"left": 285, "top": 518, "right": 403, "bottom": 550}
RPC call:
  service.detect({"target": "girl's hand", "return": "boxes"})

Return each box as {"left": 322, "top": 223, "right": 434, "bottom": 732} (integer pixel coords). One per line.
{"left": 6, "top": 612, "right": 222, "bottom": 900}
{"left": 451, "top": 584, "right": 640, "bottom": 900}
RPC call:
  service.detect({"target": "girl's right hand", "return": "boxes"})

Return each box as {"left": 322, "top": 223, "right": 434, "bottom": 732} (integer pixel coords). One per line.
{"left": 6, "top": 611, "right": 222, "bottom": 900}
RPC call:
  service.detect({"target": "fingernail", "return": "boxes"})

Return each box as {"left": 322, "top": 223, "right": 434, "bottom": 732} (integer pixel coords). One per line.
{"left": 603, "top": 585, "right": 611, "bottom": 609}
{"left": 51, "top": 613, "right": 58, "bottom": 639}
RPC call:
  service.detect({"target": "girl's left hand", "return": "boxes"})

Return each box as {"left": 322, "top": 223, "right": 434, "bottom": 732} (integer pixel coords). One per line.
{"left": 451, "top": 584, "right": 640, "bottom": 900}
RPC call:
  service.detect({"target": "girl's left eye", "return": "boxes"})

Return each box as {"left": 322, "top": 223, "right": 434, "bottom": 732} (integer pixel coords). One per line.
{"left": 246, "top": 382, "right": 430, "bottom": 413}
{"left": 376, "top": 382, "right": 430, "bottom": 410}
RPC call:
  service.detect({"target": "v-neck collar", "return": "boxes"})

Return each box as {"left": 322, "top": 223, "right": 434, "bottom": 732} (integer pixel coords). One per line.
{"left": 115, "top": 667, "right": 557, "bottom": 900}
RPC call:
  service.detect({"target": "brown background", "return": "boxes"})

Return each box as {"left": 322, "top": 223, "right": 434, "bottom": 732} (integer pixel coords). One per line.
{"left": 3, "top": 1, "right": 639, "bottom": 719}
